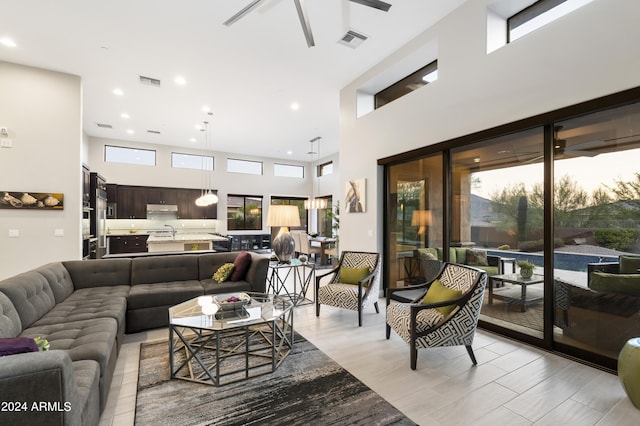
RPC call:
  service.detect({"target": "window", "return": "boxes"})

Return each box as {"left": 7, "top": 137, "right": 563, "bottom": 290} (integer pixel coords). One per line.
{"left": 171, "top": 152, "right": 213, "bottom": 170}
{"left": 318, "top": 161, "right": 333, "bottom": 177}
{"left": 374, "top": 60, "right": 438, "bottom": 109}
{"left": 508, "top": 0, "right": 594, "bottom": 43}
{"left": 105, "top": 145, "right": 156, "bottom": 166}
{"left": 227, "top": 158, "right": 263, "bottom": 175}
{"left": 227, "top": 194, "right": 263, "bottom": 230}
{"left": 274, "top": 163, "right": 304, "bottom": 178}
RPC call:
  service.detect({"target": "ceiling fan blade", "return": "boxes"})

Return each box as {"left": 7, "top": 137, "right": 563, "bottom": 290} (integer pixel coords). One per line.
{"left": 223, "top": 0, "right": 266, "bottom": 26}
{"left": 348, "top": 0, "right": 392, "bottom": 12}
{"left": 294, "top": 0, "right": 315, "bottom": 47}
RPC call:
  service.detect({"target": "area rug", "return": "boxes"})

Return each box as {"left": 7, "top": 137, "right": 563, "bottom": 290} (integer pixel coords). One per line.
{"left": 135, "top": 333, "right": 416, "bottom": 426}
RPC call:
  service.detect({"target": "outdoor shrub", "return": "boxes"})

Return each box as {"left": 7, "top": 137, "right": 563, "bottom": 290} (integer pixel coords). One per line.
{"left": 594, "top": 228, "right": 639, "bottom": 251}
{"left": 497, "top": 244, "right": 511, "bottom": 250}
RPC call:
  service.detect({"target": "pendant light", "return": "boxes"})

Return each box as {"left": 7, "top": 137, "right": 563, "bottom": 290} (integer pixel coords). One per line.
{"left": 304, "top": 136, "right": 327, "bottom": 210}
{"left": 195, "top": 114, "right": 218, "bottom": 206}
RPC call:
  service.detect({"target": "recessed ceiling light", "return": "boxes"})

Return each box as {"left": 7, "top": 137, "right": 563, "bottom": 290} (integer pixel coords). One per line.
{"left": 290, "top": 102, "right": 300, "bottom": 110}
{"left": 202, "top": 105, "right": 211, "bottom": 113}
{"left": 121, "top": 113, "right": 130, "bottom": 119}
{"left": 0, "top": 37, "right": 17, "bottom": 48}
{"left": 175, "top": 75, "right": 186, "bottom": 86}
{"left": 287, "top": 150, "right": 293, "bottom": 155}
{"left": 113, "top": 88, "right": 124, "bottom": 96}
{"left": 194, "top": 124, "right": 203, "bottom": 131}
{"left": 126, "top": 129, "right": 134, "bottom": 135}
{"left": 189, "top": 138, "right": 197, "bottom": 143}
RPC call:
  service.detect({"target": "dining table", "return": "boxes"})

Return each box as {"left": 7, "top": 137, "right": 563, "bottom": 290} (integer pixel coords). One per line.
{"left": 310, "top": 236, "right": 337, "bottom": 265}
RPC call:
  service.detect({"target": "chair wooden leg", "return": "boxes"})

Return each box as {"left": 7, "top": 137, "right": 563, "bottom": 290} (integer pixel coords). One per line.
{"left": 411, "top": 346, "right": 417, "bottom": 370}
{"left": 316, "top": 302, "right": 320, "bottom": 317}
{"left": 465, "top": 345, "right": 477, "bottom": 365}
{"left": 385, "top": 323, "right": 391, "bottom": 339}
{"left": 374, "top": 301, "right": 379, "bottom": 314}
{"left": 358, "top": 307, "right": 362, "bottom": 327}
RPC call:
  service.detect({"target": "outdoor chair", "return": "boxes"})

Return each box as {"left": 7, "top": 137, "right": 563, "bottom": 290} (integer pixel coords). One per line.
{"left": 386, "top": 262, "right": 487, "bottom": 369}
{"left": 316, "top": 251, "right": 381, "bottom": 326}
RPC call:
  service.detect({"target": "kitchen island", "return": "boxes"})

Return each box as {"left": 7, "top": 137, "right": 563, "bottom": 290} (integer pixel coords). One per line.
{"left": 147, "top": 233, "right": 229, "bottom": 253}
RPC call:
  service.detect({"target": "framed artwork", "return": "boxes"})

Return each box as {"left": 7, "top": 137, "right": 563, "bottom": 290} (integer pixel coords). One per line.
{"left": 345, "top": 178, "right": 366, "bottom": 213}
{"left": 1, "top": 191, "right": 64, "bottom": 210}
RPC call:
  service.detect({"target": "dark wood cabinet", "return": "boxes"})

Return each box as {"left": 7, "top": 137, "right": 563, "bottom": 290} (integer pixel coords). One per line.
{"left": 112, "top": 185, "right": 217, "bottom": 219}
{"left": 177, "top": 188, "right": 217, "bottom": 219}
{"left": 146, "top": 187, "right": 177, "bottom": 205}
{"left": 116, "top": 186, "right": 147, "bottom": 219}
{"left": 108, "top": 235, "right": 148, "bottom": 254}
{"left": 106, "top": 184, "right": 118, "bottom": 203}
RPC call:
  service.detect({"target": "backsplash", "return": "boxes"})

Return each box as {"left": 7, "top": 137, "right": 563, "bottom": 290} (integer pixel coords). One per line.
{"left": 106, "top": 218, "right": 220, "bottom": 235}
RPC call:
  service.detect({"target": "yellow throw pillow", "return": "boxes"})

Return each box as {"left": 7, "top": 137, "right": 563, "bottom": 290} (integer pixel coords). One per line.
{"left": 340, "top": 266, "right": 371, "bottom": 286}
{"left": 421, "top": 279, "right": 462, "bottom": 316}
{"left": 213, "top": 263, "right": 235, "bottom": 283}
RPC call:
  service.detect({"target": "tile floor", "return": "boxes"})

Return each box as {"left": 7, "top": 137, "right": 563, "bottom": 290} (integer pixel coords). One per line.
{"left": 99, "top": 287, "right": 640, "bottom": 425}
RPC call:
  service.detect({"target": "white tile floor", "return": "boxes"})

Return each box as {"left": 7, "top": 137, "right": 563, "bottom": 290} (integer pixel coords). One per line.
{"left": 99, "top": 289, "right": 640, "bottom": 425}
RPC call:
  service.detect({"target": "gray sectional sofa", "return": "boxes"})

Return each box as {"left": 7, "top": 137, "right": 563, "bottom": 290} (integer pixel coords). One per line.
{"left": 0, "top": 251, "right": 269, "bottom": 426}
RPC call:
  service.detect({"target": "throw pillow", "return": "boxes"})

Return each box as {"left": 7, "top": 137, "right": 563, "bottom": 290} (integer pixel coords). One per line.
{"left": 466, "top": 249, "right": 488, "bottom": 266}
{"left": 421, "top": 279, "right": 463, "bottom": 316}
{"left": 0, "top": 337, "right": 38, "bottom": 357}
{"left": 340, "top": 266, "right": 371, "bottom": 286}
{"left": 230, "top": 251, "right": 252, "bottom": 281}
{"left": 213, "top": 263, "right": 235, "bottom": 283}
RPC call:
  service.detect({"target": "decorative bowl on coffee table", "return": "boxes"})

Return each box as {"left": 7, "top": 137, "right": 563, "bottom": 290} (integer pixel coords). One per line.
{"left": 214, "top": 292, "right": 251, "bottom": 311}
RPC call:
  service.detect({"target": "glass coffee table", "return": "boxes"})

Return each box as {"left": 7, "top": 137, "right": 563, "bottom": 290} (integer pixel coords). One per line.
{"left": 169, "top": 292, "right": 294, "bottom": 386}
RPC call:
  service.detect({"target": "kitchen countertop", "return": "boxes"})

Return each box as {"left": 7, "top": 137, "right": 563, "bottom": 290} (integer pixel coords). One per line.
{"left": 147, "top": 233, "right": 228, "bottom": 243}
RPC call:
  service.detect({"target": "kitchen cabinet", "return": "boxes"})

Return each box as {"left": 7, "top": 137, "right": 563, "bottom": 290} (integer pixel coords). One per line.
{"left": 116, "top": 186, "right": 147, "bottom": 219}
{"left": 106, "top": 184, "right": 118, "bottom": 203}
{"left": 146, "top": 187, "right": 177, "bottom": 205}
{"left": 108, "top": 235, "right": 148, "bottom": 254}
{"left": 177, "top": 188, "right": 217, "bottom": 219}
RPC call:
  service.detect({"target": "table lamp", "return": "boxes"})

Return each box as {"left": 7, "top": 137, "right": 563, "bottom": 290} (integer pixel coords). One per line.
{"left": 267, "top": 204, "right": 301, "bottom": 263}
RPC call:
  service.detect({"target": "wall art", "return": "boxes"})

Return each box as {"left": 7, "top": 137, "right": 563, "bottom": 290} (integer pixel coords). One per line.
{"left": 345, "top": 178, "right": 365, "bottom": 213}
{"left": 1, "top": 191, "right": 64, "bottom": 210}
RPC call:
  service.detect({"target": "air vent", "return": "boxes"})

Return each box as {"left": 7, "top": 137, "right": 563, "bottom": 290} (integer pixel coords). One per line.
{"left": 147, "top": 130, "right": 161, "bottom": 135}
{"left": 139, "top": 75, "right": 161, "bottom": 87}
{"left": 96, "top": 123, "right": 113, "bottom": 129}
{"left": 338, "top": 30, "right": 368, "bottom": 48}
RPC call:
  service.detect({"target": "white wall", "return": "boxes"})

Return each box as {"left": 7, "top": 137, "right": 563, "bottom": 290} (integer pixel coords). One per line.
{"left": 87, "top": 136, "right": 314, "bottom": 233}
{"left": 339, "top": 0, "right": 640, "bottom": 254}
{"left": 0, "top": 61, "right": 82, "bottom": 279}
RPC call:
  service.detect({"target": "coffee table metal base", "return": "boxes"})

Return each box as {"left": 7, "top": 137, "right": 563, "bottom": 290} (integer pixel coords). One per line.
{"left": 169, "top": 312, "right": 293, "bottom": 386}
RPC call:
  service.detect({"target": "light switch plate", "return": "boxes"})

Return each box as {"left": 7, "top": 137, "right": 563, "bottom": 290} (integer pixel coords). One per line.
{"left": 9, "top": 229, "right": 19, "bottom": 237}
{"left": 0, "top": 139, "right": 12, "bottom": 148}
{"left": 54, "top": 229, "right": 64, "bottom": 237}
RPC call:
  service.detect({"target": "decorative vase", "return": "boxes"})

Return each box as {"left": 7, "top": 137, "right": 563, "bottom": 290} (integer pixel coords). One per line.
{"left": 520, "top": 268, "right": 533, "bottom": 279}
{"left": 618, "top": 337, "right": 640, "bottom": 409}
{"left": 298, "top": 255, "right": 308, "bottom": 263}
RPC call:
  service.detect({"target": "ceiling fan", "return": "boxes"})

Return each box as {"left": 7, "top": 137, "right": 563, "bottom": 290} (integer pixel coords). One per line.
{"left": 223, "top": 0, "right": 392, "bottom": 47}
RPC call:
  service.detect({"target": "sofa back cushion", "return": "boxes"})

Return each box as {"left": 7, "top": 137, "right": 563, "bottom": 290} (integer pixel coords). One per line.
{"left": 0, "top": 271, "right": 56, "bottom": 329}
{"left": 131, "top": 255, "right": 199, "bottom": 285}
{"left": 198, "top": 252, "right": 239, "bottom": 280}
{"left": 63, "top": 259, "right": 132, "bottom": 289}
{"left": 0, "top": 292, "right": 22, "bottom": 338}
{"left": 619, "top": 255, "right": 640, "bottom": 274}
{"left": 34, "top": 262, "right": 74, "bottom": 303}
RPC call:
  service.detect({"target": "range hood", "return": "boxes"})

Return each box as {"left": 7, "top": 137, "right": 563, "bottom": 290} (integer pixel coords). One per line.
{"left": 146, "top": 204, "right": 178, "bottom": 214}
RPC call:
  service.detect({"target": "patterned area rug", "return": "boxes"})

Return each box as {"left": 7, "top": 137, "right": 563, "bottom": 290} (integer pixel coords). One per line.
{"left": 135, "top": 333, "right": 415, "bottom": 426}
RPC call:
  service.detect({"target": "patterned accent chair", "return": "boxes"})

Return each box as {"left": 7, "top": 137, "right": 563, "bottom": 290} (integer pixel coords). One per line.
{"left": 386, "top": 262, "right": 487, "bottom": 369}
{"left": 315, "top": 251, "right": 381, "bottom": 326}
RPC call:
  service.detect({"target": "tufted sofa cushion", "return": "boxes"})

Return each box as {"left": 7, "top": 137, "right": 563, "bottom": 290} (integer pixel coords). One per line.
{"left": 63, "top": 259, "right": 132, "bottom": 289}
{"left": 131, "top": 255, "right": 199, "bottom": 284}
{"left": 127, "top": 281, "right": 203, "bottom": 309}
{"left": 33, "top": 296, "right": 127, "bottom": 332}
{"left": 0, "top": 292, "right": 22, "bottom": 338}
{"left": 34, "top": 262, "right": 75, "bottom": 303}
{"left": 0, "top": 270, "right": 56, "bottom": 329}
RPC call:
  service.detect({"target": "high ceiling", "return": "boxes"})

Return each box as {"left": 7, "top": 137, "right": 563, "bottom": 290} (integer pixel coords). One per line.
{"left": 1, "top": 0, "right": 466, "bottom": 161}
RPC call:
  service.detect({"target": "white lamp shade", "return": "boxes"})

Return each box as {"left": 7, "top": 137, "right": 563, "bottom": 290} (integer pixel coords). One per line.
{"left": 266, "top": 204, "right": 301, "bottom": 227}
